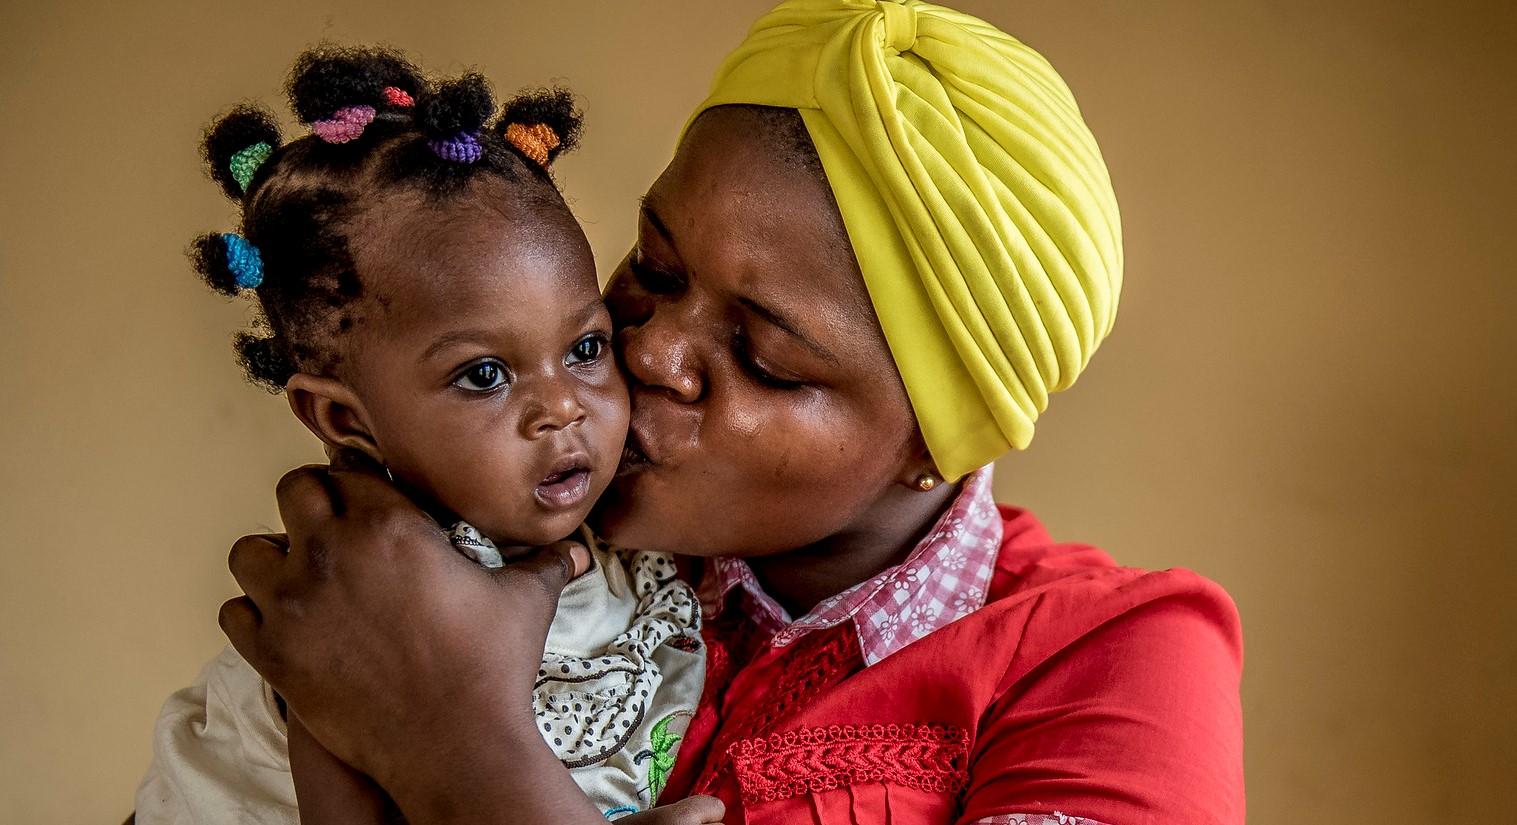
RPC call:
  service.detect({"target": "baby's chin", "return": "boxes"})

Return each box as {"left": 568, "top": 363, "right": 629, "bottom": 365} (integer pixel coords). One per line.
{"left": 463, "top": 502, "right": 592, "bottom": 555}
{"left": 428, "top": 462, "right": 616, "bottom": 553}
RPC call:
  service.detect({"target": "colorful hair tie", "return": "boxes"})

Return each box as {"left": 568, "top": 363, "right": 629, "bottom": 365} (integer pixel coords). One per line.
{"left": 428, "top": 132, "right": 483, "bottom": 164}
{"left": 222, "top": 233, "right": 263, "bottom": 289}
{"left": 382, "top": 86, "right": 414, "bottom": 107}
{"left": 309, "top": 105, "right": 376, "bottom": 144}
{"left": 228, "top": 142, "right": 273, "bottom": 192}
{"left": 504, "top": 122, "right": 560, "bottom": 167}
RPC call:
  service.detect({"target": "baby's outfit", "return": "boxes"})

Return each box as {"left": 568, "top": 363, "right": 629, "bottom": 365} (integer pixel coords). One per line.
{"left": 135, "top": 526, "right": 705, "bottom": 823}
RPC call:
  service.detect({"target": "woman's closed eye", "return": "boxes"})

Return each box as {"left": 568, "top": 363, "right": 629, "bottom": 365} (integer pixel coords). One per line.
{"left": 733, "top": 328, "right": 806, "bottom": 390}
{"left": 452, "top": 359, "right": 511, "bottom": 393}
{"left": 629, "top": 252, "right": 684, "bottom": 295}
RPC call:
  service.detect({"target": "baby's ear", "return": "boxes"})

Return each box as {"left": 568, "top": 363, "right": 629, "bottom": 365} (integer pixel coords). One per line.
{"left": 284, "top": 373, "right": 384, "bottom": 466}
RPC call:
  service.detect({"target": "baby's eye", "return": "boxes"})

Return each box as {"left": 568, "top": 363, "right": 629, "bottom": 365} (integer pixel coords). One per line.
{"left": 567, "top": 334, "right": 608, "bottom": 365}
{"left": 453, "top": 360, "right": 510, "bottom": 392}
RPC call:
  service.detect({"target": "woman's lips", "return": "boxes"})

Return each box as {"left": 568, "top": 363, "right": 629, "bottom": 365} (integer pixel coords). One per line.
{"left": 535, "top": 459, "right": 592, "bottom": 509}
{"left": 616, "top": 430, "right": 654, "bottom": 478}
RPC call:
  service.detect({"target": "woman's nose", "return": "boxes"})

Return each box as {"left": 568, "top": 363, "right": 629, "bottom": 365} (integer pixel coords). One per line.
{"left": 519, "top": 376, "right": 588, "bottom": 438}
{"left": 620, "top": 306, "right": 704, "bottom": 403}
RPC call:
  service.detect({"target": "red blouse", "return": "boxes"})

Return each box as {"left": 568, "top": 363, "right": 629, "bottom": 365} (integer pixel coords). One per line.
{"left": 666, "top": 482, "right": 1245, "bottom": 824}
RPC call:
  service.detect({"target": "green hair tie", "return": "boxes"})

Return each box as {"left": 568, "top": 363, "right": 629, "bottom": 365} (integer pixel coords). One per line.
{"left": 229, "top": 142, "right": 273, "bottom": 193}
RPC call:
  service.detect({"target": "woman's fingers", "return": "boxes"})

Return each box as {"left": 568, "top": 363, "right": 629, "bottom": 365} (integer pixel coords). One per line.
{"left": 615, "top": 796, "right": 726, "bottom": 825}
{"left": 276, "top": 465, "right": 340, "bottom": 532}
{"left": 668, "top": 795, "right": 726, "bottom": 823}
{"left": 326, "top": 446, "right": 385, "bottom": 475}
{"left": 222, "top": 457, "right": 589, "bottom": 788}
{"left": 227, "top": 533, "right": 288, "bottom": 605}
{"left": 324, "top": 460, "right": 422, "bottom": 525}
{"left": 217, "top": 596, "right": 261, "bottom": 659}
{"left": 496, "top": 540, "right": 592, "bottom": 595}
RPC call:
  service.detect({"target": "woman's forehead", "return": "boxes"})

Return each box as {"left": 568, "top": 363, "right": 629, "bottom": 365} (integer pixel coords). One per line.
{"left": 649, "top": 109, "right": 879, "bottom": 331}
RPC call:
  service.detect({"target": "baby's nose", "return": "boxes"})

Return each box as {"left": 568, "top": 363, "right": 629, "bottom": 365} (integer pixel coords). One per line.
{"left": 520, "top": 381, "right": 587, "bottom": 437}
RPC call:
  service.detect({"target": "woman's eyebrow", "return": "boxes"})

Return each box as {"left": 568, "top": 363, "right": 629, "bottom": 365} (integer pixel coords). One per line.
{"left": 641, "top": 193, "right": 835, "bottom": 365}
{"left": 739, "top": 297, "right": 839, "bottom": 366}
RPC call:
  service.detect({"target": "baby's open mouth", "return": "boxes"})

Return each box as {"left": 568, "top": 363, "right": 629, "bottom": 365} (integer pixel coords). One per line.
{"left": 535, "top": 460, "right": 592, "bottom": 510}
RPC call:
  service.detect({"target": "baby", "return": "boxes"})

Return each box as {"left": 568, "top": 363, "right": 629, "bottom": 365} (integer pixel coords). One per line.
{"left": 135, "top": 47, "right": 706, "bottom": 824}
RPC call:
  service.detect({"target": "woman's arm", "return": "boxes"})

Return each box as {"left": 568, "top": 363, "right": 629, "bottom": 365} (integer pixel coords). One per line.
{"left": 956, "top": 589, "right": 1244, "bottom": 825}
{"left": 219, "top": 454, "right": 605, "bottom": 825}
{"left": 288, "top": 712, "right": 400, "bottom": 825}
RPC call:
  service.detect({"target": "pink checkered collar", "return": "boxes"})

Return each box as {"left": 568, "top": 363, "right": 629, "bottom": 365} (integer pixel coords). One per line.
{"left": 696, "top": 466, "right": 1003, "bottom": 666}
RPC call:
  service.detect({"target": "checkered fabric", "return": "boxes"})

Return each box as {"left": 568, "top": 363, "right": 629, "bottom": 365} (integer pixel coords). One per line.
{"left": 697, "top": 466, "right": 1002, "bottom": 666}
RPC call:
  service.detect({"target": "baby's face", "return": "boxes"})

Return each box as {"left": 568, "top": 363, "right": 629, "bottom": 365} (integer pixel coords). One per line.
{"left": 340, "top": 192, "right": 628, "bottom": 548}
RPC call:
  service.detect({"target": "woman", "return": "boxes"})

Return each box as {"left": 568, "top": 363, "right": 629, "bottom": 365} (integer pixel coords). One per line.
{"left": 220, "top": 2, "right": 1243, "bottom": 823}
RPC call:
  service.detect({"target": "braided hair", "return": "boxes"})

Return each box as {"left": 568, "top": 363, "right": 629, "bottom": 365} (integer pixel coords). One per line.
{"left": 192, "top": 45, "right": 584, "bottom": 391}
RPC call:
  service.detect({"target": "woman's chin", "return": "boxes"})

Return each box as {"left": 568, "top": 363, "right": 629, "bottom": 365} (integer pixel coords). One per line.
{"left": 587, "top": 474, "right": 645, "bottom": 547}
{"left": 589, "top": 471, "right": 697, "bottom": 553}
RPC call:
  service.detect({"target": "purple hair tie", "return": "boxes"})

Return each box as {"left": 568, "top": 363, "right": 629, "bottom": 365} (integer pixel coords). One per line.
{"left": 310, "top": 105, "right": 376, "bottom": 144}
{"left": 428, "top": 131, "right": 483, "bottom": 164}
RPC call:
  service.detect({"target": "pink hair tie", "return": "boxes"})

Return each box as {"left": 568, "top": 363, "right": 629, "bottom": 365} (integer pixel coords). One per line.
{"left": 383, "top": 86, "right": 414, "bottom": 107}
{"left": 309, "top": 105, "right": 376, "bottom": 144}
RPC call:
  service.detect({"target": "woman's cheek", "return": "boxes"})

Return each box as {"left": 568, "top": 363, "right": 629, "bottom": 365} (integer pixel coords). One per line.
{"left": 735, "top": 403, "right": 855, "bottom": 490}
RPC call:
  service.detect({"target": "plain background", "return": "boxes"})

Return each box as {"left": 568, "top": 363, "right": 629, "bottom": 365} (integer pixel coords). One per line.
{"left": 2, "top": 1, "right": 1514, "bottom": 821}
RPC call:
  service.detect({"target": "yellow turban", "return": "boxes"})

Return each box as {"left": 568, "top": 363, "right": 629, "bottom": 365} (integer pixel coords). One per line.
{"left": 688, "top": 0, "right": 1123, "bottom": 480}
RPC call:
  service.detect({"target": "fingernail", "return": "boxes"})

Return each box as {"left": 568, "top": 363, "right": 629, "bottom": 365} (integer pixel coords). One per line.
{"left": 570, "top": 543, "right": 591, "bottom": 578}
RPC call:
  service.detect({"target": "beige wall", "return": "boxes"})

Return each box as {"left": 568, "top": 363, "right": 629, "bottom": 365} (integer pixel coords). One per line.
{"left": 2, "top": 1, "right": 1513, "bottom": 821}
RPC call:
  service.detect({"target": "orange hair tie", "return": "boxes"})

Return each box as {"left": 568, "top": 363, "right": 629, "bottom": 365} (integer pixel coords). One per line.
{"left": 504, "top": 122, "right": 560, "bottom": 167}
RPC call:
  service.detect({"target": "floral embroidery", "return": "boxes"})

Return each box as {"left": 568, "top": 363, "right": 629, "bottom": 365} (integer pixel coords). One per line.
{"left": 691, "top": 628, "right": 864, "bottom": 797}
{"left": 699, "top": 466, "right": 1004, "bottom": 666}
{"left": 877, "top": 612, "right": 902, "bottom": 646}
{"left": 907, "top": 602, "right": 939, "bottom": 636}
{"left": 727, "top": 723, "right": 970, "bottom": 805}
{"left": 633, "top": 712, "right": 686, "bottom": 801}
{"left": 950, "top": 585, "right": 985, "bottom": 615}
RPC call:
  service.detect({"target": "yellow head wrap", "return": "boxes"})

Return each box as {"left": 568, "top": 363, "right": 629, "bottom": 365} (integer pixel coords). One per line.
{"left": 687, "top": 0, "right": 1123, "bottom": 480}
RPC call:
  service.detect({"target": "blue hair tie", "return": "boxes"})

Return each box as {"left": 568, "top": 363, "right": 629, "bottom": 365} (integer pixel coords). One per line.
{"left": 222, "top": 233, "right": 263, "bottom": 289}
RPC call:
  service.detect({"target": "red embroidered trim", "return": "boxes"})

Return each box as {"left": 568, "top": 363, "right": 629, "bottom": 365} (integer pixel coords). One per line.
{"left": 728, "top": 723, "right": 971, "bottom": 804}
{"left": 693, "top": 626, "right": 863, "bottom": 795}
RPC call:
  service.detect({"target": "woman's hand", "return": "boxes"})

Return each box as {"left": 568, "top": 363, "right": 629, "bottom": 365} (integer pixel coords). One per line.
{"left": 615, "top": 797, "right": 726, "bottom": 825}
{"left": 287, "top": 711, "right": 401, "bottom": 825}
{"left": 219, "top": 451, "right": 600, "bottom": 824}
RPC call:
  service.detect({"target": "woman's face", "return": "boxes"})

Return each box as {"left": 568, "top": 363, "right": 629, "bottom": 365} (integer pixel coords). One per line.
{"left": 591, "top": 107, "right": 927, "bottom": 557}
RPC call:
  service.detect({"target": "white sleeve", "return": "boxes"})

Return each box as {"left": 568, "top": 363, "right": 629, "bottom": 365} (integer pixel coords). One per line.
{"left": 134, "top": 645, "right": 298, "bottom": 825}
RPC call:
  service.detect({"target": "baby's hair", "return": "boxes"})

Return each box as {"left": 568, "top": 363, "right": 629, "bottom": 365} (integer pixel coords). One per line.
{"left": 191, "top": 45, "right": 584, "bottom": 391}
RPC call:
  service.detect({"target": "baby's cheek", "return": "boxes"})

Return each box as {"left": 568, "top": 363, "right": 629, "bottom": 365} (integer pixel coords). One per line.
{"left": 428, "top": 438, "right": 530, "bottom": 514}
{"left": 587, "top": 385, "right": 631, "bottom": 460}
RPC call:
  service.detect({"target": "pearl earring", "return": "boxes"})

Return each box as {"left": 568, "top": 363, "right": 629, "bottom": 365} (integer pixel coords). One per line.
{"left": 914, "top": 473, "right": 938, "bottom": 492}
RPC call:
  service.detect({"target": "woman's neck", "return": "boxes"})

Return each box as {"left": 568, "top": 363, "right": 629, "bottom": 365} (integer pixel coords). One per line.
{"left": 746, "top": 482, "right": 958, "bottom": 619}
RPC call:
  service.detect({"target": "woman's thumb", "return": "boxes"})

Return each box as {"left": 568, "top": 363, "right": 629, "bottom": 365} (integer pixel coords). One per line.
{"left": 500, "top": 540, "right": 593, "bottom": 592}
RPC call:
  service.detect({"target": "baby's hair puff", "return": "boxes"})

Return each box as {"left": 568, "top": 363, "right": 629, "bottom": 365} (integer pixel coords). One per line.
{"left": 497, "top": 88, "right": 583, "bottom": 167}
{"left": 418, "top": 73, "right": 494, "bottom": 163}
{"left": 202, "top": 107, "right": 282, "bottom": 199}
{"left": 188, "top": 44, "right": 585, "bottom": 392}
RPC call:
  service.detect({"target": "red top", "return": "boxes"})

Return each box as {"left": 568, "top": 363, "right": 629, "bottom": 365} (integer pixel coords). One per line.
{"left": 665, "top": 499, "right": 1245, "bottom": 824}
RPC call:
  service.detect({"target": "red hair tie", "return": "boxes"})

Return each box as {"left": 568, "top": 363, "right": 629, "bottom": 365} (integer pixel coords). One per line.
{"left": 383, "top": 86, "right": 414, "bottom": 107}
